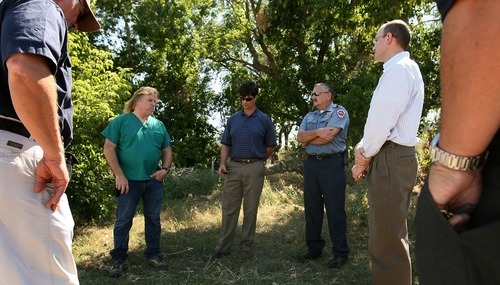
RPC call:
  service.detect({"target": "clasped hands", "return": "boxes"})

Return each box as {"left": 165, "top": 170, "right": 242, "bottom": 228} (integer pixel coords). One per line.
{"left": 351, "top": 144, "right": 371, "bottom": 181}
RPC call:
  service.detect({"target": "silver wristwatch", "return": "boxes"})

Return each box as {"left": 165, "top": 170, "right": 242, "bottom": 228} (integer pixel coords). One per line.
{"left": 430, "top": 134, "right": 489, "bottom": 170}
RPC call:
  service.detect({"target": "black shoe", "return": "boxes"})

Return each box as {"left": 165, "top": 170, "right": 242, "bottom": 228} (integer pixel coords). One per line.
{"left": 209, "top": 251, "right": 228, "bottom": 260}
{"left": 298, "top": 251, "right": 322, "bottom": 263}
{"left": 147, "top": 255, "right": 168, "bottom": 269}
{"left": 328, "top": 255, "right": 348, "bottom": 268}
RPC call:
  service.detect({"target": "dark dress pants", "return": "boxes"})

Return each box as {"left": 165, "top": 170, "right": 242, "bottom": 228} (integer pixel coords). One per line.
{"left": 303, "top": 155, "right": 349, "bottom": 258}
{"left": 415, "top": 133, "right": 500, "bottom": 285}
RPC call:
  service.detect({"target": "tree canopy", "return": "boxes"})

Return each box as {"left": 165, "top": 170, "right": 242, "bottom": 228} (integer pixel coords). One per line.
{"left": 69, "top": 0, "right": 442, "bottom": 223}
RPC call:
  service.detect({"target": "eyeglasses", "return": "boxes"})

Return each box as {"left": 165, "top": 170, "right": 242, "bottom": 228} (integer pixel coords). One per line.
{"left": 241, "top": 97, "right": 254, "bottom": 101}
{"left": 373, "top": 34, "right": 387, "bottom": 45}
{"left": 311, "top": 91, "right": 329, "bottom": 97}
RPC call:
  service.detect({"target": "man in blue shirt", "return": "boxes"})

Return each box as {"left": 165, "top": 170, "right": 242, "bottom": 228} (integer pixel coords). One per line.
{"left": 210, "top": 81, "right": 277, "bottom": 259}
{"left": 297, "top": 82, "right": 350, "bottom": 268}
{"left": 0, "top": 0, "right": 99, "bottom": 284}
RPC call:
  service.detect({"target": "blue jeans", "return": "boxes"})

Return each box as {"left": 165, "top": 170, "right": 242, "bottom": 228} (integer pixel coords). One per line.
{"left": 110, "top": 179, "right": 164, "bottom": 262}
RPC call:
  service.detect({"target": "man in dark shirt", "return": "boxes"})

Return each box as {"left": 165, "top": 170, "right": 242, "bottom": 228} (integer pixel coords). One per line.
{"left": 210, "top": 81, "right": 277, "bottom": 259}
{"left": 0, "top": 0, "right": 99, "bottom": 284}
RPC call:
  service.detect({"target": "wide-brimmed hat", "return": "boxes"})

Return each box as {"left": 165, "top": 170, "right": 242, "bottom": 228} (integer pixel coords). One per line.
{"left": 77, "top": 0, "right": 100, "bottom": 32}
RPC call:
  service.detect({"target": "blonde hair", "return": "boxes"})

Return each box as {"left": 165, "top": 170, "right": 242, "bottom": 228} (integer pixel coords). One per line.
{"left": 124, "top": 86, "right": 159, "bottom": 113}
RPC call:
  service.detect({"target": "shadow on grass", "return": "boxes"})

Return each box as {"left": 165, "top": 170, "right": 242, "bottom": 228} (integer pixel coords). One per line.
{"left": 74, "top": 171, "right": 420, "bottom": 285}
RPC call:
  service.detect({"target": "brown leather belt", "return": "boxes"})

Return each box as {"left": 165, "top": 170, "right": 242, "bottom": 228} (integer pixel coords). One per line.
{"left": 231, "top": 158, "right": 262, "bottom": 163}
{"left": 0, "top": 117, "right": 30, "bottom": 138}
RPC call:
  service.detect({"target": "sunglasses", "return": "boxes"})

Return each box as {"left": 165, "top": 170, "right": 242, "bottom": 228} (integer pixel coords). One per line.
{"left": 311, "top": 91, "right": 329, "bottom": 97}
{"left": 241, "top": 97, "right": 254, "bottom": 101}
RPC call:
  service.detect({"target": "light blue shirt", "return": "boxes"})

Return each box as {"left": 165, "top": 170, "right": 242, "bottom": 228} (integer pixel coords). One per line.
{"left": 299, "top": 103, "right": 349, "bottom": 154}
{"left": 360, "top": 51, "right": 424, "bottom": 157}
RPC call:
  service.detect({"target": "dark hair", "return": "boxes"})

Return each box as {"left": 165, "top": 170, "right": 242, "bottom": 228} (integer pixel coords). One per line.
{"left": 239, "top": 81, "right": 259, "bottom": 97}
{"left": 383, "top": 20, "right": 412, "bottom": 50}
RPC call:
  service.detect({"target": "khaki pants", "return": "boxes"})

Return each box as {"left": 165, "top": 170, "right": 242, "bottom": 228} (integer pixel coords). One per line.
{"left": 366, "top": 142, "right": 417, "bottom": 285}
{"left": 0, "top": 130, "right": 78, "bottom": 285}
{"left": 215, "top": 160, "right": 265, "bottom": 253}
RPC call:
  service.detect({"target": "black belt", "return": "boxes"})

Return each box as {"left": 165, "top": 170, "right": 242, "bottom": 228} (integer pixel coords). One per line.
{"left": 231, "top": 158, "right": 262, "bottom": 163}
{"left": 307, "top": 153, "right": 342, "bottom": 160}
{"left": 0, "top": 117, "right": 30, "bottom": 138}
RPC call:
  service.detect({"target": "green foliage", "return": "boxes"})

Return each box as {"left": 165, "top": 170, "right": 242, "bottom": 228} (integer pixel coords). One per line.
{"left": 68, "top": 0, "right": 443, "bottom": 223}
{"left": 67, "top": 32, "right": 132, "bottom": 225}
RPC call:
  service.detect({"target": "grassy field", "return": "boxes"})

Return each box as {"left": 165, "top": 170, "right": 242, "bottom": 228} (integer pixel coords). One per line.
{"left": 73, "top": 170, "right": 420, "bottom": 285}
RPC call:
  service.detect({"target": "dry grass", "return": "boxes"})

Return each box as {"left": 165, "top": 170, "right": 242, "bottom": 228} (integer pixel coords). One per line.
{"left": 73, "top": 171, "right": 420, "bottom": 285}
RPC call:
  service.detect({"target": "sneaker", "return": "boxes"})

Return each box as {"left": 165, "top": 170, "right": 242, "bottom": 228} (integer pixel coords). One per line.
{"left": 109, "top": 261, "right": 126, "bottom": 278}
{"left": 147, "top": 255, "right": 168, "bottom": 269}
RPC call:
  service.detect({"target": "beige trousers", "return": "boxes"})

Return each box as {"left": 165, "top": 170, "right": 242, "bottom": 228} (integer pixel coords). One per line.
{"left": 215, "top": 160, "right": 265, "bottom": 253}
{"left": 0, "top": 130, "right": 78, "bottom": 285}
{"left": 366, "top": 142, "right": 417, "bottom": 285}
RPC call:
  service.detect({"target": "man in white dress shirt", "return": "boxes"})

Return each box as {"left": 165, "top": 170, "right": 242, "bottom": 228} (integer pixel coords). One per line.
{"left": 351, "top": 19, "right": 424, "bottom": 285}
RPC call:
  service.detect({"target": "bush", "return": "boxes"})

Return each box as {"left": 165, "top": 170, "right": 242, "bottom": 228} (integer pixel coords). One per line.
{"left": 166, "top": 168, "right": 222, "bottom": 199}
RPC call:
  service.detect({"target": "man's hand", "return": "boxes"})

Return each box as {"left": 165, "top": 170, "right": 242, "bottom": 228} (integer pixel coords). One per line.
{"left": 428, "top": 163, "right": 482, "bottom": 229}
{"left": 150, "top": 169, "right": 168, "bottom": 181}
{"left": 351, "top": 164, "right": 366, "bottom": 181}
{"left": 34, "top": 156, "right": 69, "bottom": 212}
{"left": 317, "top": 127, "right": 336, "bottom": 142}
{"left": 354, "top": 145, "right": 371, "bottom": 167}
{"left": 115, "top": 175, "right": 129, "bottom": 195}
{"left": 218, "top": 165, "right": 228, "bottom": 176}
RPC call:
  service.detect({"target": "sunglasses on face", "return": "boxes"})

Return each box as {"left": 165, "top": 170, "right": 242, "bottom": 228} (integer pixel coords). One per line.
{"left": 311, "top": 91, "right": 329, "bottom": 97}
{"left": 241, "top": 97, "right": 254, "bottom": 101}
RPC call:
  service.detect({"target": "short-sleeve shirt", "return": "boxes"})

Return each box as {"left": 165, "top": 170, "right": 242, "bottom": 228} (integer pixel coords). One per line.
{"left": 299, "top": 103, "right": 349, "bottom": 155}
{"left": 221, "top": 108, "right": 277, "bottom": 159}
{"left": 0, "top": 0, "right": 73, "bottom": 147}
{"left": 101, "top": 113, "right": 171, "bottom": 181}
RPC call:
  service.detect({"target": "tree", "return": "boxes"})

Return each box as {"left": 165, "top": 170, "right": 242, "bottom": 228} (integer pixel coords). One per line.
{"left": 202, "top": 0, "right": 441, "bottom": 151}
{"left": 68, "top": 31, "right": 131, "bottom": 224}
{"left": 95, "top": 0, "right": 220, "bottom": 168}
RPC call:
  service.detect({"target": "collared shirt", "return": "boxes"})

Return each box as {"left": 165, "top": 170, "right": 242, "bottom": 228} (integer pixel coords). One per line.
{"left": 361, "top": 51, "right": 424, "bottom": 157}
{"left": 0, "top": 0, "right": 73, "bottom": 147}
{"left": 299, "top": 102, "right": 349, "bottom": 155}
{"left": 221, "top": 108, "right": 277, "bottom": 159}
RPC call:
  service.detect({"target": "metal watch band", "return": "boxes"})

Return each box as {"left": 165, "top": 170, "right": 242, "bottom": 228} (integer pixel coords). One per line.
{"left": 430, "top": 134, "right": 489, "bottom": 171}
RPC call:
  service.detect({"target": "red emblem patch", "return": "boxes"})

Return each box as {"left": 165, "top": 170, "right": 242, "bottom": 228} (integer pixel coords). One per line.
{"left": 337, "top": 109, "right": 346, "bottom": 118}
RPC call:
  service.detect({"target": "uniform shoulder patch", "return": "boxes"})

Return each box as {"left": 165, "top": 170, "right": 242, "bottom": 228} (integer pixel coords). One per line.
{"left": 337, "top": 109, "right": 346, "bottom": 118}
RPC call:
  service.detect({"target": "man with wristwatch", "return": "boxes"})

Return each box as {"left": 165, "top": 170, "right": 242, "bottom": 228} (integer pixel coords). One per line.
{"left": 414, "top": 0, "right": 500, "bottom": 284}
{"left": 102, "top": 86, "right": 173, "bottom": 277}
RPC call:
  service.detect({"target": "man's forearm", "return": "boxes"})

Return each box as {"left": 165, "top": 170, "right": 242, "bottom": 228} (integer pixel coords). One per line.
{"left": 439, "top": 0, "right": 500, "bottom": 156}
{"left": 7, "top": 53, "right": 65, "bottom": 161}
